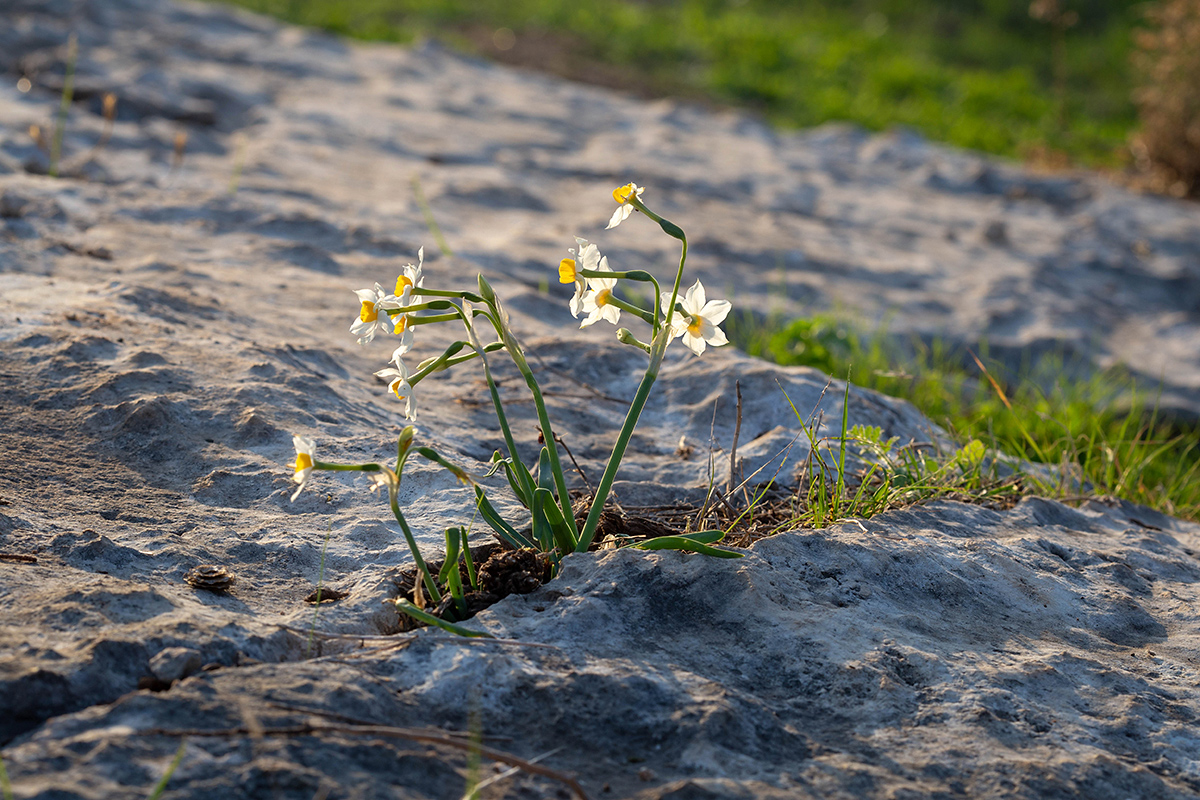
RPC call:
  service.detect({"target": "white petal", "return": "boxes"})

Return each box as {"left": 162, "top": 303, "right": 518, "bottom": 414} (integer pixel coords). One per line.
{"left": 392, "top": 327, "right": 414, "bottom": 357}
{"left": 684, "top": 281, "right": 706, "bottom": 315}
{"left": 707, "top": 325, "right": 729, "bottom": 347}
{"left": 700, "top": 299, "right": 732, "bottom": 326}
{"left": 683, "top": 331, "right": 706, "bottom": 357}
{"left": 570, "top": 283, "right": 586, "bottom": 318}
{"left": 606, "top": 205, "right": 631, "bottom": 230}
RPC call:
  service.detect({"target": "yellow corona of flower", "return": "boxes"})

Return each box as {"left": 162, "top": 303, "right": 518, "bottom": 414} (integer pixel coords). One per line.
{"left": 559, "top": 237, "right": 601, "bottom": 318}
{"left": 349, "top": 283, "right": 397, "bottom": 344}
{"left": 290, "top": 435, "right": 316, "bottom": 501}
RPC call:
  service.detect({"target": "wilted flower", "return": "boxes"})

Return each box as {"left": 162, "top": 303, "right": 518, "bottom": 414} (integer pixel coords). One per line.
{"left": 290, "top": 435, "right": 316, "bottom": 501}
{"left": 350, "top": 283, "right": 397, "bottom": 344}
{"left": 606, "top": 182, "right": 644, "bottom": 230}
{"left": 579, "top": 260, "right": 621, "bottom": 328}
{"left": 662, "top": 280, "right": 730, "bottom": 356}
{"left": 375, "top": 348, "right": 417, "bottom": 420}
{"left": 559, "top": 237, "right": 601, "bottom": 318}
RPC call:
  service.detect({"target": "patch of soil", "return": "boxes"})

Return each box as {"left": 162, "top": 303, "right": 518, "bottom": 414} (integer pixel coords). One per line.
{"left": 304, "top": 587, "right": 350, "bottom": 605}
{"left": 392, "top": 541, "right": 553, "bottom": 632}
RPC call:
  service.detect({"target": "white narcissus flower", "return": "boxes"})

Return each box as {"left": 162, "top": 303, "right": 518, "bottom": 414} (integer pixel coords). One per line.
{"left": 559, "top": 237, "right": 601, "bottom": 318}
{"left": 394, "top": 247, "right": 425, "bottom": 302}
{"left": 390, "top": 247, "right": 425, "bottom": 356}
{"left": 375, "top": 348, "right": 417, "bottom": 420}
{"left": 661, "top": 280, "right": 731, "bottom": 357}
{"left": 350, "top": 283, "right": 397, "bottom": 344}
{"left": 579, "top": 258, "right": 621, "bottom": 328}
{"left": 606, "top": 183, "right": 644, "bottom": 230}
{"left": 290, "top": 435, "right": 316, "bottom": 501}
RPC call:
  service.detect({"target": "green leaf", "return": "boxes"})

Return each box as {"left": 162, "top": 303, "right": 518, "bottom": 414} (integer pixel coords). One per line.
{"left": 536, "top": 446, "right": 554, "bottom": 493}
{"left": 394, "top": 599, "right": 494, "bottom": 638}
{"left": 489, "top": 451, "right": 531, "bottom": 508}
{"left": 440, "top": 528, "right": 466, "bottom": 616}
{"left": 531, "top": 486, "right": 553, "bottom": 551}
{"left": 474, "top": 486, "right": 536, "bottom": 550}
{"left": 535, "top": 487, "right": 576, "bottom": 554}
{"left": 668, "top": 530, "right": 727, "bottom": 544}
{"left": 633, "top": 535, "right": 743, "bottom": 558}
{"left": 439, "top": 528, "right": 462, "bottom": 583}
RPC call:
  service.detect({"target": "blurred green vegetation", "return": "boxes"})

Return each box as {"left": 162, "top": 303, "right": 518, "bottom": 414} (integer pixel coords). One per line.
{"left": 217, "top": 0, "right": 1143, "bottom": 165}
{"left": 725, "top": 310, "right": 1200, "bottom": 521}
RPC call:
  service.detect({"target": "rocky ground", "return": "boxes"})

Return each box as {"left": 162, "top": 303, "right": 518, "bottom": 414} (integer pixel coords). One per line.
{"left": 2, "top": 1, "right": 1200, "bottom": 798}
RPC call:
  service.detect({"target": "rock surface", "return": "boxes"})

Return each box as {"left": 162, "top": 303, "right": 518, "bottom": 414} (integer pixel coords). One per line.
{"left": 2, "top": 1, "right": 1200, "bottom": 798}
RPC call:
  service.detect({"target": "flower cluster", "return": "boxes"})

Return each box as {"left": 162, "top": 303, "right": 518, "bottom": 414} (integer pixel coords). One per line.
{"left": 348, "top": 248, "right": 425, "bottom": 420}
{"left": 561, "top": 184, "right": 731, "bottom": 357}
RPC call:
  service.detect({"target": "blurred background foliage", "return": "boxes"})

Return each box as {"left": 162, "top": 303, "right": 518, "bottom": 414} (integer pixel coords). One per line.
{"left": 218, "top": 0, "right": 1182, "bottom": 171}
{"left": 214, "top": 0, "right": 1200, "bottom": 517}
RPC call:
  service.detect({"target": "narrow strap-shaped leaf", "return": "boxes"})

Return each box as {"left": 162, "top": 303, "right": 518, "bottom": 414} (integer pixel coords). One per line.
{"left": 667, "top": 530, "right": 727, "bottom": 545}
{"left": 486, "top": 452, "right": 531, "bottom": 509}
{"left": 439, "top": 528, "right": 462, "bottom": 583}
{"left": 633, "top": 536, "right": 743, "bottom": 558}
{"left": 536, "top": 447, "right": 555, "bottom": 492}
{"left": 459, "top": 526, "right": 478, "bottom": 590}
{"left": 531, "top": 487, "right": 553, "bottom": 551}
{"left": 393, "top": 599, "right": 494, "bottom": 638}
{"left": 535, "top": 487, "right": 576, "bottom": 554}
{"left": 483, "top": 452, "right": 507, "bottom": 479}
{"left": 440, "top": 528, "right": 466, "bottom": 616}
{"left": 475, "top": 486, "right": 535, "bottom": 550}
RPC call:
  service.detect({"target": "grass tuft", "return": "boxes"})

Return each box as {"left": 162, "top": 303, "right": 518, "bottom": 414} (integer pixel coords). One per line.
{"left": 726, "top": 310, "right": 1200, "bottom": 523}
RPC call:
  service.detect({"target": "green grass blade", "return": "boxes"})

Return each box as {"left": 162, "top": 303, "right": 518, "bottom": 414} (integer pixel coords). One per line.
{"left": 634, "top": 535, "right": 743, "bottom": 557}
{"left": 394, "top": 599, "right": 495, "bottom": 638}
{"left": 0, "top": 753, "right": 13, "bottom": 800}
{"left": 146, "top": 739, "right": 187, "bottom": 800}
{"left": 474, "top": 487, "right": 536, "bottom": 550}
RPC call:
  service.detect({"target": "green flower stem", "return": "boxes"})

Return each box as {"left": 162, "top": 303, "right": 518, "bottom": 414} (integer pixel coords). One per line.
{"left": 492, "top": 309, "right": 580, "bottom": 544}
{"left": 312, "top": 461, "right": 381, "bottom": 473}
{"left": 628, "top": 197, "right": 688, "bottom": 334}
{"left": 407, "top": 313, "right": 461, "bottom": 326}
{"left": 411, "top": 342, "right": 506, "bottom": 384}
{"left": 576, "top": 326, "right": 671, "bottom": 552}
{"left": 308, "top": 459, "right": 440, "bottom": 601}
{"left": 384, "top": 300, "right": 454, "bottom": 318}
{"left": 580, "top": 268, "right": 662, "bottom": 332}
{"left": 452, "top": 303, "right": 536, "bottom": 502}
{"left": 390, "top": 491, "right": 442, "bottom": 603}
{"left": 413, "top": 288, "right": 484, "bottom": 303}
{"left": 601, "top": 294, "right": 655, "bottom": 326}
{"left": 576, "top": 201, "right": 689, "bottom": 552}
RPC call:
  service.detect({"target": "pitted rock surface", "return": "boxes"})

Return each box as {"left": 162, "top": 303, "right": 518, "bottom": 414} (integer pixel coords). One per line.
{"left": 3, "top": 1, "right": 1200, "bottom": 798}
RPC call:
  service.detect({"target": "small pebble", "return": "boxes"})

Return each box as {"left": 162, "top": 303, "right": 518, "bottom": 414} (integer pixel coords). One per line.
{"left": 148, "top": 646, "right": 203, "bottom": 683}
